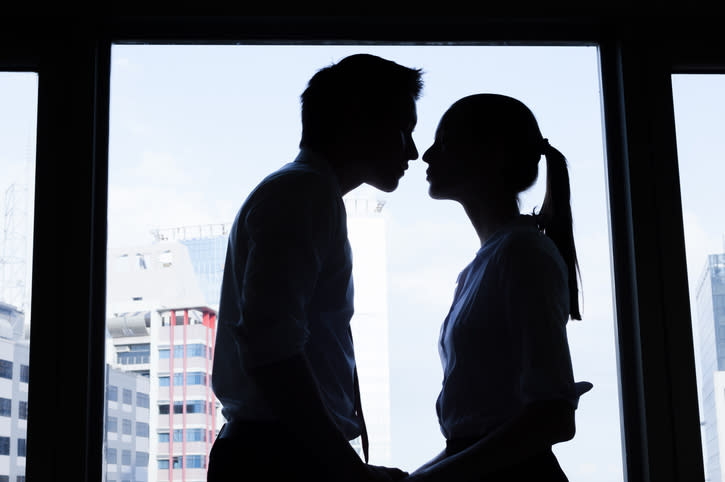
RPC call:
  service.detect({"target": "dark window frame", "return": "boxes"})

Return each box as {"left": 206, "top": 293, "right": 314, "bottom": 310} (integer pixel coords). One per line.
{"left": 2, "top": 13, "right": 722, "bottom": 482}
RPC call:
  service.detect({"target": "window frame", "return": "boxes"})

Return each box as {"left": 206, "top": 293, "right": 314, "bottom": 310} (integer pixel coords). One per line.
{"left": 2, "top": 13, "right": 722, "bottom": 482}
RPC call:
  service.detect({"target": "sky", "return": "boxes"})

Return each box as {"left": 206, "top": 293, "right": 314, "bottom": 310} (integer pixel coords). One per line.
{"left": 2, "top": 46, "right": 723, "bottom": 481}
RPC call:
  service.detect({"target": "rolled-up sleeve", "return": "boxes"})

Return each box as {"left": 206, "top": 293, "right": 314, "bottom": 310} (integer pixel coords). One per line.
{"left": 233, "top": 175, "right": 336, "bottom": 368}
{"left": 502, "top": 235, "right": 579, "bottom": 409}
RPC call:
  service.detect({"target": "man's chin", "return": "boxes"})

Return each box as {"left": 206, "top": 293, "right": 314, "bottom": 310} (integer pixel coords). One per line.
{"left": 368, "top": 177, "right": 400, "bottom": 193}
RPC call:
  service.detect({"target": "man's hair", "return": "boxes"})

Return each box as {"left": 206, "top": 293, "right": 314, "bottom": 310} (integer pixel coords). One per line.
{"left": 299, "top": 54, "right": 423, "bottom": 150}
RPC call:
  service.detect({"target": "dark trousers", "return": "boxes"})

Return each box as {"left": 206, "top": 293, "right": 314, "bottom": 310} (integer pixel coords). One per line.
{"left": 446, "top": 439, "right": 569, "bottom": 482}
{"left": 207, "top": 420, "right": 335, "bottom": 482}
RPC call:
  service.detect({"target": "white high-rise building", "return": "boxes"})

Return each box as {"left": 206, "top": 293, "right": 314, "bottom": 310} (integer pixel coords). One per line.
{"left": 345, "top": 194, "right": 393, "bottom": 466}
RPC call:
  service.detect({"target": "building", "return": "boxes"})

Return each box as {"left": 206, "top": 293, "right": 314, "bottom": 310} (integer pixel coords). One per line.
{"left": 151, "top": 225, "right": 230, "bottom": 310}
{"left": 104, "top": 364, "right": 151, "bottom": 482}
{"left": 345, "top": 194, "right": 393, "bottom": 466}
{"left": 696, "top": 253, "right": 725, "bottom": 482}
{"left": 0, "top": 302, "right": 29, "bottom": 482}
{"left": 106, "top": 242, "right": 220, "bottom": 482}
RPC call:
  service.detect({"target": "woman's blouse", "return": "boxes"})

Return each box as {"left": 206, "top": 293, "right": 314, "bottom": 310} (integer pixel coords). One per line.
{"left": 436, "top": 216, "right": 582, "bottom": 441}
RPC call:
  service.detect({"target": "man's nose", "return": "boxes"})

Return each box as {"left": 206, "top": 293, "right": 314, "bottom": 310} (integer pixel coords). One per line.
{"left": 408, "top": 141, "right": 419, "bottom": 161}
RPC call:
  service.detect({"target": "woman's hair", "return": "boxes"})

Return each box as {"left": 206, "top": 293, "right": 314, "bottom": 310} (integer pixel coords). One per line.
{"left": 449, "top": 94, "right": 581, "bottom": 320}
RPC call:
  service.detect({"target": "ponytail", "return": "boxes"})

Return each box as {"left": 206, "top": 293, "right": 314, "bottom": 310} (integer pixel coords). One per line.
{"left": 536, "top": 139, "right": 582, "bottom": 320}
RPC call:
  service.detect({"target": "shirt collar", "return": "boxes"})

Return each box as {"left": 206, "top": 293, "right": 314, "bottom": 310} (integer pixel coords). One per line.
{"left": 294, "top": 148, "right": 342, "bottom": 194}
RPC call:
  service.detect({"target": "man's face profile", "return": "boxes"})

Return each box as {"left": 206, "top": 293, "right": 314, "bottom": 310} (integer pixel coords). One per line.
{"left": 359, "top": 95, "right": 419, "bottom": 193}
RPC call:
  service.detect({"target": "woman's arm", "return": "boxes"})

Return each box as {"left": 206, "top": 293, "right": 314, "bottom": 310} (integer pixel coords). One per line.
{"left": 406, "top": 399, "right": 575, "bottom": 482}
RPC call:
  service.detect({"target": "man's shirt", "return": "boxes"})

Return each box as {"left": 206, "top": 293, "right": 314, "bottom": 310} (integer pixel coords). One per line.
{"left": 211, "top": 149, "right": 361, "bottom": 440}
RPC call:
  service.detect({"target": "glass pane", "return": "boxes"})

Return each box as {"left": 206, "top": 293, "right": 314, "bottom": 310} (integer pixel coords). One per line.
{"left": 0, "top": 72, "right": 38, "bottom": 482}
{"left": 672, "top": 74, "right": 725, "bottom": 482}
{"left": 106, "top": 44, "right": 622, "bottom": 481}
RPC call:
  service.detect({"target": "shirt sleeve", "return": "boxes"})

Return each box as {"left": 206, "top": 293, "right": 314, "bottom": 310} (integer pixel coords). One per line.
{"left": 501, "top": 234, "right": 580, "bottom": 409}
{"left": 233, "top": 173, "right": 339, "bottom": 368}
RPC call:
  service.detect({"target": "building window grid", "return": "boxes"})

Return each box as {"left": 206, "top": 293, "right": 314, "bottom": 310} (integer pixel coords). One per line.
{"left": 0, "top": 436, "right": 9, "bottom": 455}
{"left": 107, "top": 416, "right": 117, "bottom": 433}
{"left": 0, "top": 360, "right": 12, "bottom": 380}
{"left": 122, "top": 418, "right": 132, "bottom": 435}
{"left": 122, "top": 388, "right": 133, "bottom": 405}
{"left": 136, "top": 421, "right": 149, "bottom": 437}
{"left": 107, "top": 385, "right": 118, "bottom": 402}
{"left": 121, "top": 449, "right": 131, "bottom": 466}
{"left": 19, "top": 365, "right": 29, "bottom": 383}
{"left": 17, "top": 439, "right": 25, "bottom": 457}
{"left": 0, "top": 398, "right": 10, "bottom": 417}
{"left": 136, "top": 392, "right": 149, "bottom": 408}
{"left": 107, "top": 447, "right": 117, "bottom": 464}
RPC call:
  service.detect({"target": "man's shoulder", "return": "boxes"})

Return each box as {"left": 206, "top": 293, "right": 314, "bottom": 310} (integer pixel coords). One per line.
{"left": 257, "top": 161, "right": 337, "bottom": 196}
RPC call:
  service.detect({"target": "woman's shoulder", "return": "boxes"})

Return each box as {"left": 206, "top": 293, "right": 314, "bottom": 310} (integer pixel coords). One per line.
{"left": 494, "top": 218, "right": 566, "bottom": 272}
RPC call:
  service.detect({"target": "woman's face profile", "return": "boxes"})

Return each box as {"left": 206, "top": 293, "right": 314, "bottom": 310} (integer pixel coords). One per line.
{"left": 423, "top": 107, "right": 499, "bottom": 202}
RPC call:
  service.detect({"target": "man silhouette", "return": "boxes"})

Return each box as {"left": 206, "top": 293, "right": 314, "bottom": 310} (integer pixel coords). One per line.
{"left": 208, "top": 54, "right": 422, "bottom": 482}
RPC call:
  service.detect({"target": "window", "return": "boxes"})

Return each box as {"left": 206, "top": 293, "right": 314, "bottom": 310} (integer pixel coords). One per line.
{"left": 158, "top": 459, "right": 169, "bottom": 470}
{"left": 672, "top": 74, "right": 725, "bottom": 482}
{"left": 135, "top": 451, "right": 148, "bottom": 466}
{"left": 186, "top": 428, "right": 205, "bottom": 442}
{"left": 18, "top": 401, "right": 27, "bottom": 420}
{"left": 172, "top": 456, "right": 182, "bottom": 469}
{"left": 17, "top": 439, "right": 25, "bottom": 457}
{"left": 122, "top": 388, "right": 132, "bottom": 405}
{"left": 107, "top": 447, "right": 117, "bottom": 464}
{"left": 121, "top": 418, "right": 132, "bottom": 435}
{"left": 185, "top": 455, "right": 205, "bottom": 469}
{"left": 186, "top": 344, "right": 207, "bottom": 358}
{"left": 186, "top": 372, "right": 206, "bottom": 385}
{"left": 116, "top": 343, "right": 150, "bottom": 365}
{"left": 17, "top": 477, "right": 25, "bottom": 482}
{"left": 158, "top": 432, "right": 169, "bottom": 443}
{"left": 0, "top": 437, "right": 9, "bottom": 455}
{"left": 121, "top": 449, "right": 131, "bottom": 466}
{"left": 135, "top": 421, "right": 149, "bottom": 437}
{"left": 19, "top": 365, "right": 29, "bottom": 383}
{"left": 107, "top": 416, "right": 117, "bottom": 433}
{"left": 186, "top": 400, "right": 207, "bottom": 414}
{"left": 0, "top": 477, "right": 8, "bottom": 482}
{"left": 136, "top": 392, "right": 149, "bottom": 408}
{"left": 0, "top": 398, "right": 10, "bottom": 417}
{"left": 158, "top": 404, "right": 169, "bottom": 415}
{"left": 0, "top": 360, "right": 12, "bottom": 380}
{"left": 107, "top": 385, "right": 118, "bottom": 401}
{"left": 106, "top": 40, "right": 626, "bottom": 479}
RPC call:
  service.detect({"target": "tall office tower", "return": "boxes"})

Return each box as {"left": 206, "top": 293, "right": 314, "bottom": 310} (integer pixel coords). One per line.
{"left": 107, "top": 242, "right": 220, "bottom": 482}
{"left": 0, "top": 302, "right": 29, "bottom": 482}
{"left": 151, "top": 224, "right": 230, "bottom": 310}
{"left": 696, "top": 253, "right": 725, "bottom": 482}
{"left": 104, "top": 364, "right": 151, "bottom": 482}
{"left": 345, "top": 195, "right": 393, "bottom": 466}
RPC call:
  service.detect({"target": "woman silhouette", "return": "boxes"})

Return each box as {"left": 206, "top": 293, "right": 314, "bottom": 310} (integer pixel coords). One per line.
{"left": 408, "top": 94, "right": 591, "bottom": 481}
